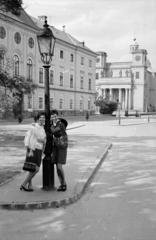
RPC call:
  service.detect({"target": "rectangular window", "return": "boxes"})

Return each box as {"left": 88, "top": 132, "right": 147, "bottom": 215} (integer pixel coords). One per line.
{"left": 50, "top": 98, "right": 53, "bottom": 109}
{"left": 88, "top": 100, "right": 91, "bottom": 110}
{"left": 136, "top": 72, "right": 139, "bottom": 79}
{"left": 96, "top": 57, "right": 100, "bottom": 63}
{"left": 96, "top": 73, "right": 99, "bottom": 79}
{"left": 13, "top": 55, "right": 19, "bottom": 76}
{"left": 50, "top": 70, "right": 54, "bottom": 85}
{"left": 59, "top": 98, "right": 63, "bottom": 109}
{"left": 60, "top": 50, "right": 64, "bottom": 59}
{"left": 60, "top": 72, "right": 63, "bottom": 86}
{"left": 80, "top": 76, "right": 84, "bottom": 89}
{"left": 80, "top": 99, "right": 83, "bottom": 111}
{"left": 70, "top": 74, "right": 73, "bottom": 88}
{"left": 28, "top": 95, "right": 32, "bottom": 109}
{"left": 88, "top": 78, "right": 91, "bottom": 90}
{"left": 70, "top": 99, "right": 73, "bottom": 109}
{"left": 81, "top": 57, "right": 84, "bottom": 65}
{"left": 39, "top": 68, "right": 43, "bottom": 83}
{"left": 119, "top": 70, "right": 122, "bottom": 77}
{"left": 39, "top": 97, "right": 43, "bottom": 109}
{"left": 0, "top": 50, "right": 5, "bottom": 69}
{"left": 70, "top": 54, "right": 74, "bottom": 62}
{"left": 89, "top": 60, "right": 92, "bottom": 67}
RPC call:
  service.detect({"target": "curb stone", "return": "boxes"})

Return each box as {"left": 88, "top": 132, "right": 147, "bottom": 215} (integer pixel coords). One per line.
{"left": 0, "top": 143, "right": 112, "bottom": 210}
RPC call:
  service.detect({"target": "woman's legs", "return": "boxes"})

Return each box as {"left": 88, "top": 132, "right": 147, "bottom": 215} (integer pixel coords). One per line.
{"left": 21, "top": 149, "right": 42, "bottom": 191}
{"left": 56, "top": 163, "right": 66, "bottom": 188}
{"left": 21, "top": 167, "right": 39, "bottom": 189}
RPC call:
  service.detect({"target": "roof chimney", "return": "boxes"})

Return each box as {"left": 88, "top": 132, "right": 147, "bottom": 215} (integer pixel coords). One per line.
{"left": 62, "top": 25, "right": 66, "bottom": 32}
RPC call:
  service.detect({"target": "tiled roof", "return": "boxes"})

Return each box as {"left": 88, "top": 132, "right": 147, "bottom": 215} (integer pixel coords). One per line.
{"left": 0, "top": 8, "right": 39, "bottom": 30}
{"left": 32, "top": 17, "right": 96, "bottom": 54}
{"left": 0, "top": 7, "right": 95, "bottom": 54}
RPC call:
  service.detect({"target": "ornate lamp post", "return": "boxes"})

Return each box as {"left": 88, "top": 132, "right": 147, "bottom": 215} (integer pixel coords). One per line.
{"left": 37, "top": 16, "right": 56, "bottom": 190}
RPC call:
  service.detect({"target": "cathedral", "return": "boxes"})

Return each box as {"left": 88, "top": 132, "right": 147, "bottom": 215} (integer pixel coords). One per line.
{"left": 96, "top": 40, "right": 156, "bottom": 112}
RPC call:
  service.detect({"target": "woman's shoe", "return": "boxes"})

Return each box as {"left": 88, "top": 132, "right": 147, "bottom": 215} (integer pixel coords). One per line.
{"left": 28, "top": 184, "right": 34, "bottom": 191}
{"left": 20, "top": 185, "right": 33, "bottom": 192}
{"left": 57, "top": 184, "right": 67, "bottom": 192}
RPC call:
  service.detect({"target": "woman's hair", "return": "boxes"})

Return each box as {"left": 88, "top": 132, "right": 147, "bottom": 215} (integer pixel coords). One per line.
{"left": 50, "top": 109, "right": 58, "bottom": 116}
{"left": 36, "top": 112, "right": 45, "bottom": 120}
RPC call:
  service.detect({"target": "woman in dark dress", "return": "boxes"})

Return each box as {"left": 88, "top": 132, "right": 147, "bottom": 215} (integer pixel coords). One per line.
{"left": 50, "top": 111, "right": 68, "bottom": 191}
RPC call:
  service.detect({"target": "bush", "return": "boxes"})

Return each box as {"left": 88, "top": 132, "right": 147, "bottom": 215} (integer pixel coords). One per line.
{"left": 96, "top": 99, "right": 118, "bottom": 114}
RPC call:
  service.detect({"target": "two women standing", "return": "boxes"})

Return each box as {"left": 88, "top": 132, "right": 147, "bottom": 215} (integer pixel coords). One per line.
{"left": 21, "top": 110, "right": 68, "bottom": 192}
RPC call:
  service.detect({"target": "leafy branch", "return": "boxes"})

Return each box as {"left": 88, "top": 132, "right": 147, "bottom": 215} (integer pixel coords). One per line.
{"left": 0, "top": 0, "right": 23, "bottom": 16}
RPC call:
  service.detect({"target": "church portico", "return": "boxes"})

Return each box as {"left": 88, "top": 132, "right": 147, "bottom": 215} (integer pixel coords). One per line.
{"left": 97, "top": 86, "right": 132, "bottom": 110}
{"left": 96, "top": 41, "right": 156, "bottom": 112}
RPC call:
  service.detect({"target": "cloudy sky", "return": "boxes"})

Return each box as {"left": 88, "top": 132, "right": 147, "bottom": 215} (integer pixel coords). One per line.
{"left": 23, "top": 0, "right": 156, "bottom": 71}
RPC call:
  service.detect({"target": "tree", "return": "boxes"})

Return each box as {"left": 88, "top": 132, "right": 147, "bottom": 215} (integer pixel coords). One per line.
{"left": 95, "top": 94, "right": 118, "bottom": 114}
{"left": 0, "top": 62, "right": 37, "bottom": 118}
{"left": 0, "top": 0, "right": 23, "bottom": 16}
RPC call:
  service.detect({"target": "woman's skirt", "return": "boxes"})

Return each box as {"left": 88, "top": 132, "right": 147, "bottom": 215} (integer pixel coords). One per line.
{"left": 33, "top": 149, "right": 42, "bottom": 167}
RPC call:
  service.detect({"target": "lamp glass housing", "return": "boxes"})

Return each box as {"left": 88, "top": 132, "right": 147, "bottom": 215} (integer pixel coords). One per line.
{"left": 37, "top": 19, "right": 55, "bottom": 65}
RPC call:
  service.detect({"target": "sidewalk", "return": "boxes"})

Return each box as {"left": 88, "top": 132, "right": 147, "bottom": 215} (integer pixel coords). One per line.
{"left": 1, "top": 116, "right": 155, "bottom": 211}
{"left": 0, "top": 121, "right": 112, "bottom": 210}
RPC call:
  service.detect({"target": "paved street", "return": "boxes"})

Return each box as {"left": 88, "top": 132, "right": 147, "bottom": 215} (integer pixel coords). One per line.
{"left": 0, "top": 116, "right": 156, "bottom": 239}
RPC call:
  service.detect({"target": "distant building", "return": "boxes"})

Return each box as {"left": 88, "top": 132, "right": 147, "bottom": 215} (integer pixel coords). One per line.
{"left": 0, "top": 8, "right": 96, "bottom": 117}
{"left": 96, "top": 40, "right": 156, "bottom": 112}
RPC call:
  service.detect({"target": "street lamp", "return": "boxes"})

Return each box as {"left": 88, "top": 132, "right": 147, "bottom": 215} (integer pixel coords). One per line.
{"left": 37, "top": 16, "right": 56, "bottom": 190}
{"left": 117, "top": 99, "right": 121, "bottom": 125}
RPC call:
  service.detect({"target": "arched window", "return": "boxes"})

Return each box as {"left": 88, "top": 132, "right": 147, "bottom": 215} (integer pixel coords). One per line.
{"left": 0, "top": 50, "right": 5, "bottom": 69}
{"left": 13, "top": 55, "right": 19, "bottom": 76}
{"left": 0, "top": 26, "right": 6, "bottom": 39}
{"left": 27, "top": 58, "right": 33, "bottom": 81}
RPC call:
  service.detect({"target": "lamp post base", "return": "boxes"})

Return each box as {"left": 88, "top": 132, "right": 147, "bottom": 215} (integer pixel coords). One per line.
{"left": 42, "top": 156, "right": 55, "bottom": 190}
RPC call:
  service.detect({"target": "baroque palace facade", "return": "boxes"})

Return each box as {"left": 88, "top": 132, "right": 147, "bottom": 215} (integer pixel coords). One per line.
{"left": 0, "top": 8, "right": 96, "bottom": 116}
{"left": 96, "top": 41, "right": 156, "bottom": 112}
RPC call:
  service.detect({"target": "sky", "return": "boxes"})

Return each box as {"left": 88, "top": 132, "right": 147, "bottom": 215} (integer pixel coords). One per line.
{"left": 23, "top": 0, "right": 156, "bottom": 71}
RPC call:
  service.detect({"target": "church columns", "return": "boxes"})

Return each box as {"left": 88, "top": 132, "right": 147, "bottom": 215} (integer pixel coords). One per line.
{"left": 125, "top": 89, "right": 128, "bottom": 109}
{"left": 98, "top": 87, "right": 133, "bottom": 110}
{"left": 110, "top": 88, "right": 113, "bottom": 100}
{"left": 119, "top": 88, "right": 122, "bottom": 103}
{"left": 125, "top": 88, "right": 131, "bottom": 110}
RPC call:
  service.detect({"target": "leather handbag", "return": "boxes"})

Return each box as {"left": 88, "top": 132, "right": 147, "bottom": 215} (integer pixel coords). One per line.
{"left": 23, "top": 150, "right": 37, "bottom": 172}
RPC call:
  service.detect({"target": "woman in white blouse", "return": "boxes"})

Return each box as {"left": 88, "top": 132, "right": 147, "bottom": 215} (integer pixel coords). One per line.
{"left": 20, "top": 112, "right": 46, "bottom": 191}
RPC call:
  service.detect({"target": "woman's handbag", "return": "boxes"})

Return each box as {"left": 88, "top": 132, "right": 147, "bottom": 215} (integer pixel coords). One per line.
{"left": 23, "top": 149, "right": 37, "bottom": 172}
{"left": 54, "top": 135, "right": 68, "bottom": 149}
